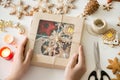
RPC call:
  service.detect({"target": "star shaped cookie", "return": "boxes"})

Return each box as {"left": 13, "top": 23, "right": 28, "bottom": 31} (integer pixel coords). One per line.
{"left": 9, "top": 0, "right": 29, "bottom": 19}
{"left": 107, "top": 57, "right": 120, "bottom": 74}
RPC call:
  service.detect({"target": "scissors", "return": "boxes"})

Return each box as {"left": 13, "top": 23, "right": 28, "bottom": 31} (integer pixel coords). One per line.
{"left": 88, "top": 42, "right": 111, "bottom": 80}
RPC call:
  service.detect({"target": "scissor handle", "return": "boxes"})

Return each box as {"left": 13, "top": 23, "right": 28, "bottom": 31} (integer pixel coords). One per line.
{"left": 100, "top": 70, "right": 111, "bottom": 80}
{"left": 88, "top": 71, "right": 98, "bottom": 80}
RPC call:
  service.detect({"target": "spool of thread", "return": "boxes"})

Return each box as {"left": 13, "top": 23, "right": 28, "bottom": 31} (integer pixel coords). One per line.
{"left": 92, "top": 18, "right": 107, "bottom": 34}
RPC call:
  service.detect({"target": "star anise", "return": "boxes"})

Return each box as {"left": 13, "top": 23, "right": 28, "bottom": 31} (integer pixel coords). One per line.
{"left": 103, "top": 3, "right": 113, "bottom": 11}
{"left": 0, "top": 0, "right": 12, "bottom": 8}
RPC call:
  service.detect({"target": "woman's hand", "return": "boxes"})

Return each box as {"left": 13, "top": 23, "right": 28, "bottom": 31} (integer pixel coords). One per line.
{"left": 64, "top": 46, "right": 86, "bottom": 80}
{"left": 6, "top": 37, "right": 33, "bottom": 80}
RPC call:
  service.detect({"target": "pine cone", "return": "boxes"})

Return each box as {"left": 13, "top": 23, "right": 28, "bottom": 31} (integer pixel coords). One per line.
{"left": 84, "top": 0, "right": 100, "bottom": 15}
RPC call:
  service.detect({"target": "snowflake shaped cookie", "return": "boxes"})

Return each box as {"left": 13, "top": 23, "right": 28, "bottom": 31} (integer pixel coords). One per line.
{"left": 54, "top": 0, "right": 76, "bottom": 14}
{"left": 0, "top": 0, "right": 12, "bottom": 8}
{"left": 41, "top": 30, "right": 72, "bottom": 57}
{"left": 10, "top": 0, "right": 29, "bottom": 19}
{"left": 29, "top": 0, "right": 54, "bottom": 16}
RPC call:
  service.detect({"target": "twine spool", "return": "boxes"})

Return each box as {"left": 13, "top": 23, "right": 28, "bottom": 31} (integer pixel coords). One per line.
{"left": 92, "top": 18, "right": 107, "bottom": 34}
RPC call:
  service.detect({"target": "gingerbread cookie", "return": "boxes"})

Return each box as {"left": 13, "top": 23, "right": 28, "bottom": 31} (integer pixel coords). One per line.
{"left": 10, "top": 0, "right": 29, "bottom": 19}
{"left": 29, "top": 0, "right": 54, "bottom": 16}
{"left": 107, "top": 57, "right": 120, "bottom": 74}
{"left": 112, "top": 73, "right": 120, "bottom": 80}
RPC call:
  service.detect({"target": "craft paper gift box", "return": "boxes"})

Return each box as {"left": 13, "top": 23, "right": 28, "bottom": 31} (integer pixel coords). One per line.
{"left": 26, "top": 13, "right": 84, "bottom": 69}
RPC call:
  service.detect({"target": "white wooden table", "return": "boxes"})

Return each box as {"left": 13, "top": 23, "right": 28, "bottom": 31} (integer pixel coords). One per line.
{"left": 0, "top": 0, "right": 120, "bottom": 80}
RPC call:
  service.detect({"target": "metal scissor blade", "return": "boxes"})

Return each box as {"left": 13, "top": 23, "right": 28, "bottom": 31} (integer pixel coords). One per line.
{"left": 94, "top": 42, "right": 101, "bottom": 70}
